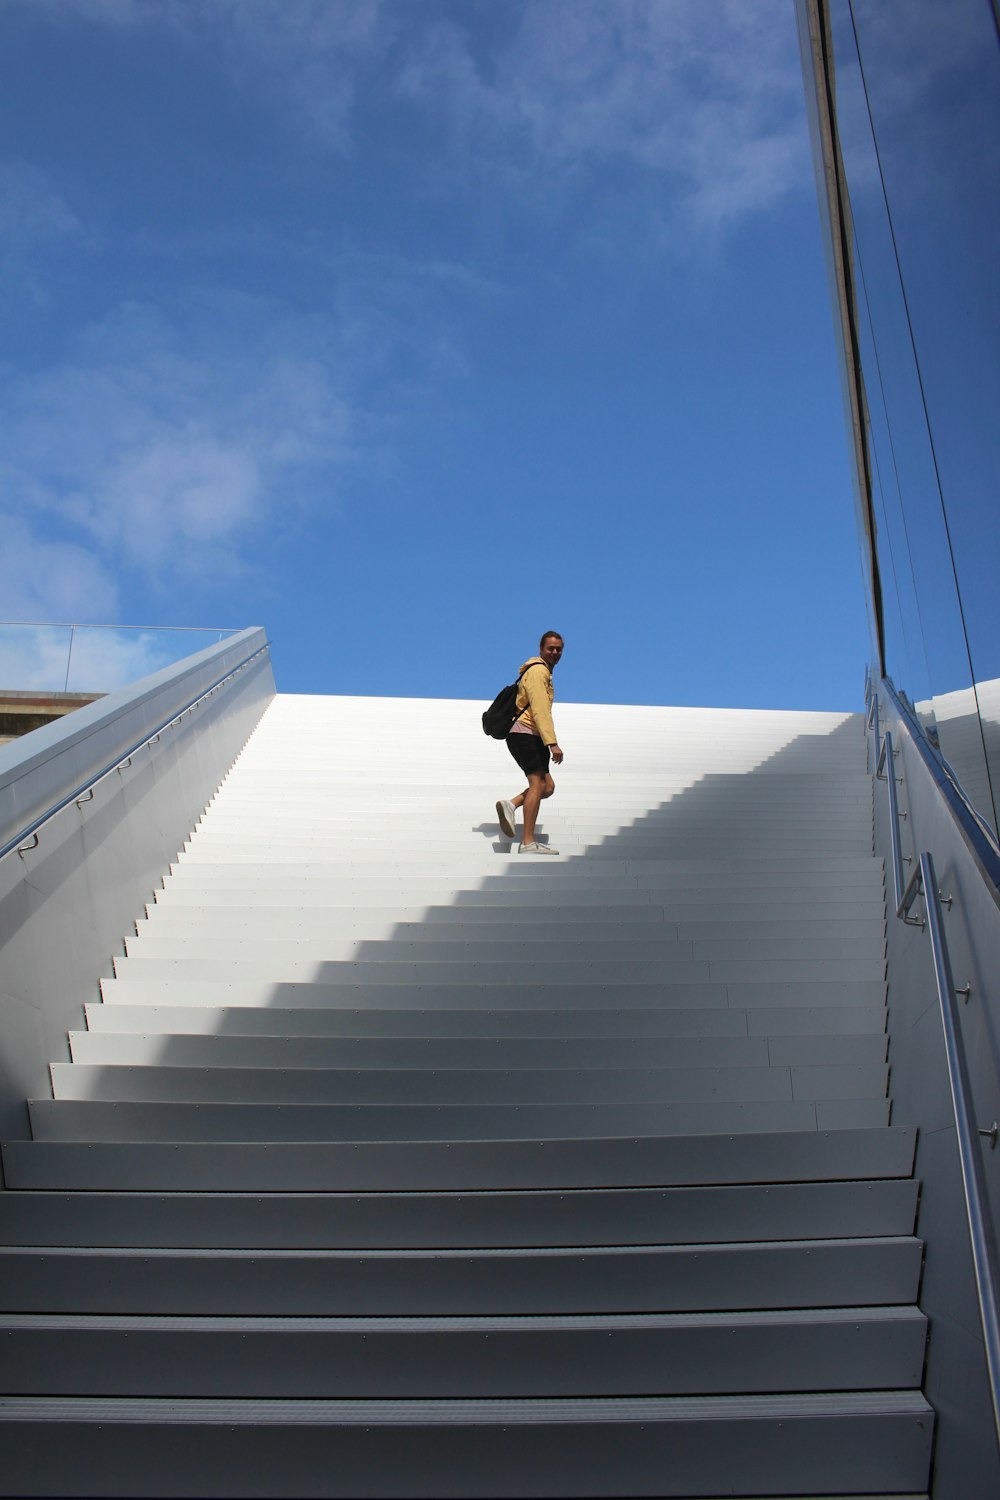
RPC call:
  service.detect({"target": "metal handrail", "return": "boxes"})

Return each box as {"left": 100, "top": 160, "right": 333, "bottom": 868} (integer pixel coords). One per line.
{"left": 919, "top": 851, "right": 1000, "bottom": 1453}
{"left": 878, "top": 731, "right": 922, "bottom": 924}
{"left": 866, "top": 690, "right": 881, "bottom": 775}
{"left": 872, "top": 686, "right": 1000, "bottom": 1453}
{"left": 0, "top": 641, "right": 270, "bottom": 866}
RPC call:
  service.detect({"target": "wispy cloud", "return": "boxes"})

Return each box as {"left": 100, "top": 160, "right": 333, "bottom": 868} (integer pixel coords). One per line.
{"left": 0, "top": 161, "right": 83, "bottom": 303}
{"left": 28, "top": 0, "right": 388, "bottom": 148}
{"left": 25, "top": 0, "right": 809, "bottom": 243}
{"left": 0, "top": 161, "right": 80, "bottom": 242}
{"left": 396, "top": 0, "right": 809, "bottom": 239}
{"left": 0, "top": 621, "right": 179, "bottom": 694}
{"left": 0, "top": 294, "right": 355, "bottom": 610}
{"left": 0, "top": 250, "right": 481, "bottom": 622}
{"left": 0, "top": 518, "right": 119, "bottom": 622}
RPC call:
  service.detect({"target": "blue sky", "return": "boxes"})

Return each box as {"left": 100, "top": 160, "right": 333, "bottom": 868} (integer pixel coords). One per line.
{"left": 0, "top": 0, "right": 871, "bottom": 710}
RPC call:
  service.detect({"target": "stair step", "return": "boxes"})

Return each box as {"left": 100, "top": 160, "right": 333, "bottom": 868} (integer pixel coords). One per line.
{"left": 0, "top": 1238, "right": 923, "bottom": 1315}
{"left": 119, "top": 932, "right": 888, "bottom": 965}
{"left": 1, "top": 1125, "right": 917, "bottom": 1191}
{"left": 97, "top": 977, "right": 888, "bottom": 1010}
{"left": 0, "top": 1180, "right": 919, "bottom": 1248}
{"left": 66, "top": 1029, "right": 888, "bottom": 1069}
{"left": 133, "top": 914, "right": 887, "bottom": 945}
{"left": 0, "top": 1307, "right": 927, "bottom": 1398}
{"left": 160, "top": 872, "right": 884, "bottom": 898}
{"left": 110, "top": 955, "right": 888, "bottom": 985}
{"left": 83, "top": 1001, "right": 889, "bottom": 1037}
{"left": 26, "top": 1095, "right": 892, "bottom": 1141}
{"left": 167, "top": 855, "right": 884, "bottom": 879}
{"left": 48, "top": 1060, "right": 890, "bottom": 1106}
{"left": 0, "top": 1392, "right": 936, "bottom": 1498}
{"left": 1, "top": 689, "right": 930, "bottom": 1492}
{"left": 153, "top": 888, "right": 883, "bottom": 914}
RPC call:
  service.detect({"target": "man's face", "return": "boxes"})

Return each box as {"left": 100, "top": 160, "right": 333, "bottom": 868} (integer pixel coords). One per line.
{"left": 541, "top": 636, "right": 563, "bottom": 669}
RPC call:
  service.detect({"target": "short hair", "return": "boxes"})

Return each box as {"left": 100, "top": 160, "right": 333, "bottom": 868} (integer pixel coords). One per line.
{"left": 539, "top": 631, "right": 564, "bottom": 651}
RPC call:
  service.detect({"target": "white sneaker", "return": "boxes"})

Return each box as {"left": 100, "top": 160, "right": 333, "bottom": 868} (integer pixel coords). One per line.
{"left": 496, "top": 799, "right": 517, "bottom": 839}
{"left": 518, "top": 842, "right": 559, "bottom": 855}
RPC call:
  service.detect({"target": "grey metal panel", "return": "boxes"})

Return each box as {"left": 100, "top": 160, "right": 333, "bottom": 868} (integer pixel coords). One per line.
{"left": 748, "top": 1005, "right": 887, "bottom": 1035}
{"left": 82, "top": 1002, "right": 754, "bottom": 1038}
{"left": 149, "top": 896, "right": 883, "bottom": 919}
{"left": 0, "top": 635, "right": 274, "bottom": 1140}
{"left": 99, "top": 978, "right": 737, "bottom": 1009}
{"left": 728, "top": 980, "right": 886, "bottom": 1008}
{"left": 161, "top": 875, "right": 884, "bottom": 901}
{"left": 816, "top": 1099, "right": 890, "bottom": 1130}
{"left": 110, "top": 954, "right": 888, "bottom": 986}
{"left": 26, "top": 1096, "right": 833, "bottom": 1141}
{"left": 66, "top": 1033, "right": 777, "bottom": 1070}
{"left": 49, "top": 1062, "right": 800, "bottom": 1105}
{"left": 0, "top": 628, "right": 268, "bottom": 852}
{"left": 121, "top": 929, "right": 888, "bottom": 961}
{"left": 0, "top": 1238, "right": 923, "bottom": 1315}
{"left": 48, "top": 1060, "right": 891, "bottom": 1107}
{"left": 791, "top": 1063, "right": 888, "bottom": 1100}
{"left": 111, "top": 953, "right": 716, "bottom": 985}
{"left": 708, "top": 959, "right": 886, "bottom": 983}
{"left": 110, "top": 955, "right": 720, "bottom": 985}
{"left": 1, "top": 1126, "right": 918, "bottom": 1191}
{"left": 767, "top": 1034, "right": 887, "bottom": 1065}
{"left": 168, "top": 855, "right": 884, "bottom": 880}
{"left": 0, "top": 1180, "right": 920, "bottom": 1249}
{"left": 0, "top": 1392, "right": 936, "bottom": 1498}
{"left": 0, "top": 1306, "right": 927, "bottom": 1398}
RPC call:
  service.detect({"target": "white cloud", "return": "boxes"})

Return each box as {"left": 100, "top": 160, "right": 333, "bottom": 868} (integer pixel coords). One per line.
{"left": 22, "top": 0, "right": 809, "bottom": 240}
{"left": 0, "top": 161, "right": 83, "bottom": 304}
{"left": 0, "top": 622, "right": 180, "bottom": 694}
{"left": 0, "top": 296, "right": 355, "bottom": 602}
{"left": 0, "top": 162, "right": 80, "bottom": 242}
{"left": 26, "top": 0, "right": 387, "bottom": 148}
{"left": 0, "top": 517, "right": 119, "bottom": 622}
{"left": 397, "top": 0, "right": 810, "bottom": 238}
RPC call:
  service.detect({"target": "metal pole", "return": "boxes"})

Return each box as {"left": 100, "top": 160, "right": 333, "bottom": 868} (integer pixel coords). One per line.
{"left": 63, "top": 625, "right": 76, "bottom": 693}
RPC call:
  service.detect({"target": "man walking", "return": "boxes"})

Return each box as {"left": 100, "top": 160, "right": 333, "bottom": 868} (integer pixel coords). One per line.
{"left": 496, "top": 632, "right": 564, "bottom": 855}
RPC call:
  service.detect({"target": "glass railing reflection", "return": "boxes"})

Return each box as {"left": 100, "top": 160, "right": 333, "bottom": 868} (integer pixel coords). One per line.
{"left": 913, "top": 685, "right": 998, "bottom": 843}
{"left": 0, "top": 622, "right": 240, "bottom": 696}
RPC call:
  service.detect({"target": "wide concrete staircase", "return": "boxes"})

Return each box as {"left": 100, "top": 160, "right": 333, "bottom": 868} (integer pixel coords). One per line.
{"left": 0, "top": 693, "right": 933, "bottom": 1496}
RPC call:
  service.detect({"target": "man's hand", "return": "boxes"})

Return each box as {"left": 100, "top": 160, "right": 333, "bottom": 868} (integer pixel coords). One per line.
{"left": 550, "top": 744, "right": 564, "bottom": 764}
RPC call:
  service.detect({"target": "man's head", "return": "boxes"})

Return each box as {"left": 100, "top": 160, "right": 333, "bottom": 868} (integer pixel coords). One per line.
{"left": 539, "top": 632, "right": 564, "bottom": 669}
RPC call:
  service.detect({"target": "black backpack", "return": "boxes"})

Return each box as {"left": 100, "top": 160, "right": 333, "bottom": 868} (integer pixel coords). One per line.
{"left": 481, "top": 662, "right": 541, "bottom": 739}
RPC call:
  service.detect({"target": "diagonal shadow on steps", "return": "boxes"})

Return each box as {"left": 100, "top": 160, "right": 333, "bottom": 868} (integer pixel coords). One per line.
{"left": 58, "top": 707, "right": 890, "bottom": 1141}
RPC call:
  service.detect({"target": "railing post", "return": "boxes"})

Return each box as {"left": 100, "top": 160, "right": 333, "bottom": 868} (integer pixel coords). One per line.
{"left": 63, "top": 624, "right": 76, "bottom": 693}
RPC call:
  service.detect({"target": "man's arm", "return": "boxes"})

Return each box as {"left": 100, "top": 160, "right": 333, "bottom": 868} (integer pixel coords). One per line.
{"left": 523, "top": 663, "right": 559, "bottom": 751}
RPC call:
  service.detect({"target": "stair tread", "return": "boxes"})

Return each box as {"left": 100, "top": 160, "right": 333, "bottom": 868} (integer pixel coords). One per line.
{"left": 0, "top": 1390, "right": 934, "bottom": 1421}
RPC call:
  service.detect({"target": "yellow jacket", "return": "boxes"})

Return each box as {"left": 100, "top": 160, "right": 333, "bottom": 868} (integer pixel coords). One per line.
{"left": 514, "top": 657, "right": 557, "bottom": 745}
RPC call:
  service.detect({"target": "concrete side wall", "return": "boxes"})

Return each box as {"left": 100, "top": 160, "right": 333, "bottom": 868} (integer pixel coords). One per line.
{"left": 0, "top": 632, "right": 275, "bottom": 1147}
{"left": 874, "top": 691, "right": 1000, "bottom": 1498}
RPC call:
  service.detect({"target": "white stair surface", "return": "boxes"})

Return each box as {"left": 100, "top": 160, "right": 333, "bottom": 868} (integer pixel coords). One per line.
{"left": 0, "top": 693, "right": 932, "bottom": 1497}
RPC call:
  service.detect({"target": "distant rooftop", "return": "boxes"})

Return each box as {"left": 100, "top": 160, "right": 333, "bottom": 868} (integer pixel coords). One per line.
{"left": 0, "top": 690, "right": 105, "bottom": 747}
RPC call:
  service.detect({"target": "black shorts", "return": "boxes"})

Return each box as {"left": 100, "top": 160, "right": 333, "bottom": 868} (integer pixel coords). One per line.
{"left": 506, "top": 732, "right": 550, "bottom": 778}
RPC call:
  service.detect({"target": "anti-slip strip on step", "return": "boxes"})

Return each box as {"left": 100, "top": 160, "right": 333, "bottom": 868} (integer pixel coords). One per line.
{"left": 0, "top": 1235, "right": 922, "bottom": 1260}
{"left": 0, "top": 1306, "right": 928, "bottom": 1333}
{"left": 0, "top": 1390, "right": 934, "bottom": 1422}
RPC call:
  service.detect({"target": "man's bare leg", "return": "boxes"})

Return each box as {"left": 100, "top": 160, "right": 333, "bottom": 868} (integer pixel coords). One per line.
{"left": 518, "top": 772, "right": 554, "bottom": 846}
